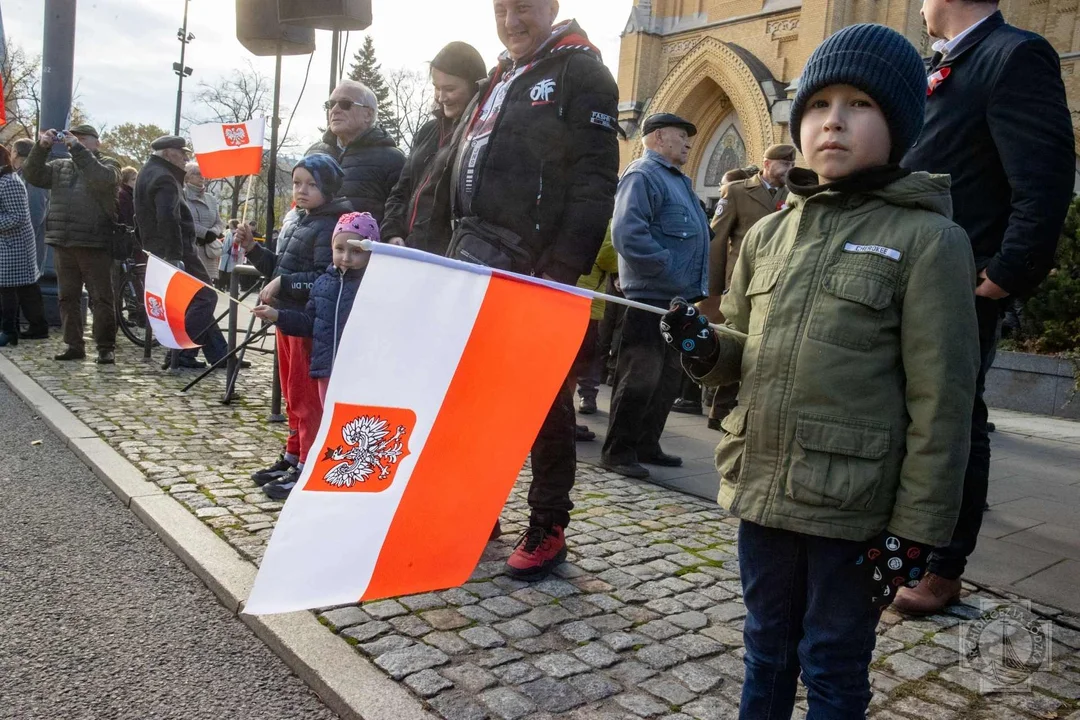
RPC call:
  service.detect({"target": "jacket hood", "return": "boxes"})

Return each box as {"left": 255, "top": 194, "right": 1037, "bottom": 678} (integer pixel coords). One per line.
{"left": 498, "top": 19, "right": 603, "bottom": 68}
{"left": 788, "top": 167, "right": 953, "bottom": 218}
{"left": 321, "top": 125, "right": 399, "bottom": 150}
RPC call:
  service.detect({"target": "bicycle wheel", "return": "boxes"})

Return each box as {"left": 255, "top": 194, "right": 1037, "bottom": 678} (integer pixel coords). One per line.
{"left": 116, "top": 266, "right": 158, "bottom": 348}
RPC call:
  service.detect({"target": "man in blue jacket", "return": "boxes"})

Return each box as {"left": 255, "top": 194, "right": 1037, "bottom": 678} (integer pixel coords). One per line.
{"left": 897, "top": 1, "right": 1074, "bottom": 614}
{"left": 602, "top": 113, "right": 710, "bottom": 480}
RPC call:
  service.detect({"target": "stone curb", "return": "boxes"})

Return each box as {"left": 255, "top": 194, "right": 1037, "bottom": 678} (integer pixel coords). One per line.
{"left": 0, "top": 354, "right": 435, "bottom": 720}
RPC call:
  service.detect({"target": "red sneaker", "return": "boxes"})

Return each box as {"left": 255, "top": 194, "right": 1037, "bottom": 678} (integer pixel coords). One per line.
{"left": 506, "top": 525, "right": 567, "bottom": 579}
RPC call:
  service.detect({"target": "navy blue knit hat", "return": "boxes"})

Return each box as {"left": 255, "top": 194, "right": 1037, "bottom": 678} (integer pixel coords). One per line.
{"left": 293, "top": 153, "right": 344, "bottom": 199}
{"left": 790, "top": 24, "right": 927, "bottom": 162}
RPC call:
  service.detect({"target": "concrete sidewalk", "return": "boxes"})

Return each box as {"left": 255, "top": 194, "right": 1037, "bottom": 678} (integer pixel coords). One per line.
{"left": 577, "top": 387, "right": 1080, "bottom": 615}
{"left": 3, "top": 336, "right": 1080, "bottom": 720}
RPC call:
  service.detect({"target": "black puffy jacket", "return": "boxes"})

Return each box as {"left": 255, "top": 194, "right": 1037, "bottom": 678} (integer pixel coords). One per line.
{"left": 381, "top": 113, "right": 459, "bottom": 255}
{"left": 22, "top": 141, "right": 120, "bottom": 251}
{"left": 305, "top": 126, "right": 405, "bottom": 225}
{"left": 133, "top": 154, "right": 194, "bottom": 261}
{"left": 275, "top": 265, "right": 366, "bottom": 378}
{"left": 446, "top": 20, "right": 620, "bottom": 282}
{"left": 247, "top": 197, "right": 353, "bottom": 314}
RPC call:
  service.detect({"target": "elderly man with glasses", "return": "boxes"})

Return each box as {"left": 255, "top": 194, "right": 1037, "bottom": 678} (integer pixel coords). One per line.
{"left": 305, "top": 80, "right": 405, "bottom": 222}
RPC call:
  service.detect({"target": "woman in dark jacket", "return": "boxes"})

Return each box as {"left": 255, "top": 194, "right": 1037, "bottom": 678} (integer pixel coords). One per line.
{"left": 0, "top": 145, "right": 47, "bottom": 346}
{"left": 381, "top": 42, "right": 487, "bottom": 255}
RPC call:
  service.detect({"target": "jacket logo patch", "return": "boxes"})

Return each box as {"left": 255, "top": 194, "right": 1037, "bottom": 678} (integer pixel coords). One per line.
{"left": 222, "top": 124, "right": 250, "bottom": 147}
{"left": 590, "top": 111, "right": 617, "bottom": 131}
{"left": 530, "top": 78, "right": 556, "bottom": 105}
{"left": 843, "top": 243, "right": 902, "bottom": 262}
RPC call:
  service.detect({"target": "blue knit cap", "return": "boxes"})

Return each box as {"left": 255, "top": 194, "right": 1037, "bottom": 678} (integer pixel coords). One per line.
{"left": 790, "top": 24, "right": 927, "bottom": 162}
{"left": 293, "top": 153, "right": 344, "bottom": 199}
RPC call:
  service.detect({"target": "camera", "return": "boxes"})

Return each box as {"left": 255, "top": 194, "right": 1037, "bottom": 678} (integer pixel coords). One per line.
{"left": 53, "top": 131, "right": 68, "bottom": 143}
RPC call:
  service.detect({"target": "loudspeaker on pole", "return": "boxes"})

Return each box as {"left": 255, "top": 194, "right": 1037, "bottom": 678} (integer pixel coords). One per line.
{"left": 235, "top": 0, "right": 316, "bottom": 56}
{"left": 277, "top": 0, "right": 372, "bottom": 31}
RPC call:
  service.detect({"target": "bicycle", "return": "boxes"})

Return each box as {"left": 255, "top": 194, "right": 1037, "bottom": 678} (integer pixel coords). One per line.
{"left": 115, "top": 254, "right": 158, "bottom": 348}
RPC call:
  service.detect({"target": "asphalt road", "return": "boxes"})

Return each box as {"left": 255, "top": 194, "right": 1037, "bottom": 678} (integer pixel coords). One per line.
{"left": 0, "top": 380, "right": 338, "bottom": 720}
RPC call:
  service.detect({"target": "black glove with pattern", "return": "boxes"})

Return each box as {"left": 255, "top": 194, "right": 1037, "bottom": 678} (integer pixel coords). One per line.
{"left": 857, "top": 530, "right": 933, "bottom": 609}
{"left": 660, "top": 298, "right": 719, "bottom": 361}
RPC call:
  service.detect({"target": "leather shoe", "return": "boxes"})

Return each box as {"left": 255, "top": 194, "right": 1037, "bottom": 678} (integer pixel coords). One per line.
{"left": 707, "top": 418, "right": 724, "bottom": 431}
{"left": 177, "top": 356, "right": 207, "bottom": 369}
{"left": 891, "top": 573, "right": 962, "bottom": 616}
{"left": 490, "top": 520, "right": 502, "bottom": 541}
{"left": 55, "top": 347, "right": 86, "bottom": 361}
{"left": 578, "top": 397, "right": 598, "bottom": 415}
{"left": 600, "top": 460, "right": 650, "bottom": 479}
{"left": 671, "top": 398, "right": 703, "bottom": 415}
{"left": 640, "top": 451, "right": 683, "bottom": 467}
{"left": 95, "top": 350, "right": 116, "bottom": 365}
{"left": 19, "top": 329, "right": 49, "bottom": 340}
{"left": 576, "top": 424, "right": 596, "bottom": 442}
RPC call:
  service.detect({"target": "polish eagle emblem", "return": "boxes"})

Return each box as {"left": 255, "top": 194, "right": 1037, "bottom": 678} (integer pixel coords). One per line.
{"left": 222, "top": 124, "right": 250, "bottom": 147}
{"left": 146, "top": 293, "right": 166, "bottom": 321}
{"left": 321, "top": 415, "right": 408, "bottom": 488}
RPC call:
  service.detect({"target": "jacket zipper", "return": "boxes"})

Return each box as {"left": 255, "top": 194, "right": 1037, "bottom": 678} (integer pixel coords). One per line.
{"left": 333, "top": 268, "right": 344, "bottom": 366}
{"left": 535, "top": 163, "right": 544, "bottom": 232}
{"left": 406, "top": 121, "right": 453, "bottom": 234}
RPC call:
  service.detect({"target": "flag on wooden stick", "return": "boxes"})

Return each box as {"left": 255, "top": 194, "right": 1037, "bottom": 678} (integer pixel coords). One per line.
{"left": 244, "top": 245, "right": 593, "bottom": 615}
{"left": 190, "top": 119, "right": 264, "bottom": 179}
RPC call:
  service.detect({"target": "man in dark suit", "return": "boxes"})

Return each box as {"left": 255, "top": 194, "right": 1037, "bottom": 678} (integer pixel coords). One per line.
{"left": 897, "top": 2, "right": 1075, "bottom": 614}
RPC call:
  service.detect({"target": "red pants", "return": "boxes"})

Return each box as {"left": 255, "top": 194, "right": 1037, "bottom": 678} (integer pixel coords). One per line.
{"left": 278, "top": 334, "right": 323, "bottom": 464}
{"left": 318, "top": 377, "right": 330, "bottom": 405}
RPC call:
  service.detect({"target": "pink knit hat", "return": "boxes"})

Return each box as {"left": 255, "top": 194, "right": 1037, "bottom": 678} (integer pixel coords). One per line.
{"left": 334, "top": 212, "right": 381, "bottom": 243}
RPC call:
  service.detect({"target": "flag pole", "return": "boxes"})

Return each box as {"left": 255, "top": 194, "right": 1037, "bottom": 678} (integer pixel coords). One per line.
{"left": 239, "top": 174, "right": 256, "bottom": 226}
{"left": 351, "top": 240, "right": 748, "bottom": 342}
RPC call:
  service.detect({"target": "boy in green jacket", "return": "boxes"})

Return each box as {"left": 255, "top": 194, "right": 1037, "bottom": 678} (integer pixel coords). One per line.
{"left": 660, "top": 25, "right": 981, "bottom": 717}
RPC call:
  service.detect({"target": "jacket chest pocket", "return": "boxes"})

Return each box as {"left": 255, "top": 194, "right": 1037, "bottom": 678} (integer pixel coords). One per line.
{"left": 744, "top": 259, "right": 784, "bottom": 336}
{"left": 786, "top": 412, "right": 890, "bottom": 511}
{"left": 659, "top": 210, "right": 695, "bottom": 242}
{"left": 807, "top": 268, "right": 895, "bottom": 351}
{"left": 715, "top": 404, "right": 748, "bottom": 485}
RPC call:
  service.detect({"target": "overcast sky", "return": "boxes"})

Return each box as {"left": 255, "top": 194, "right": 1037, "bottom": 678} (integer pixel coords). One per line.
{"left": 4, "top": 0, "right": 627, "bottom": 149}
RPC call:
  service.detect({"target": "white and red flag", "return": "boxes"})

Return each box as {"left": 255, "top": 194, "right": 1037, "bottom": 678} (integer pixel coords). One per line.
{"left": 190, "top": 119, "right": 264, "bottom": 179}
{"left": 143, "top": 254, "right": 207, "bottom": 349}
{"left": 244, "top": 245, "right": 593, "bottom": 615}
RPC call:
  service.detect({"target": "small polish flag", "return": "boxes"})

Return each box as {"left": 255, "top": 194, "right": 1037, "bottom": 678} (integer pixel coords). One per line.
{"left": 143, "top": 254, "right": 208, "bottom": 349}
{"left": 190, "top": 120, "right": 265, "bottom": 179}
{"left": 244, "top": 244, "right": 594, "bottom": 614}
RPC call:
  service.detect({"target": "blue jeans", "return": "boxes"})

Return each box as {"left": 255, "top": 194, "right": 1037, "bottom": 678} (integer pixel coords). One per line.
{"left": 738, "top": 521, "right": 880, "bottom": 719}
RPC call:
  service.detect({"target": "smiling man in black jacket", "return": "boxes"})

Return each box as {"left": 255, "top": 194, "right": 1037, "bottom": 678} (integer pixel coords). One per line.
{"left": 445, "top": 0, "right": 619, "bottom": 580}
{"left": 898, "top": 1, "right": 1075, "bottom": 614}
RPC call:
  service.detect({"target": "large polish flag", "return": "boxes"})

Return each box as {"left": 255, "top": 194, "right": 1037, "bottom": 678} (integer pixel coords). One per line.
{"left": 245, "top": 245, "right": 593, "bottom": 615}
{"left": 143, "top": 254, "right": 205, "bottom": 349}
{"left": 190, "top": 119, "right": 264, "bottom": 179}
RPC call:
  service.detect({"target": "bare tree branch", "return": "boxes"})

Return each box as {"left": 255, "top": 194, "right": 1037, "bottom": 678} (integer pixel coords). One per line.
{"left": 386, "top": 68, "right": 434, "bottom": 153}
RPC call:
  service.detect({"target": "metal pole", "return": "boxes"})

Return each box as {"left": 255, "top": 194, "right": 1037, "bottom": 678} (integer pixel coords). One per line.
{"left": 265, "top": 50, "right": 281, "bottom": 251}
{"left": 226, "top": 268, "right": 239, "bottom": 387}
{"left": 41, "top": 0, "right": 76, "bottom": 150}
{"left": 173, "top": 0, "right": 190, "bottom": 135}
{"left": 329, "top": 30, "right": 340, "bottom": 93}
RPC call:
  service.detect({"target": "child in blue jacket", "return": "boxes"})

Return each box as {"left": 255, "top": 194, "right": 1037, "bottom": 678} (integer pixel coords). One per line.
{"left": 254, "top": 211, "right": 377, "bottom": 404}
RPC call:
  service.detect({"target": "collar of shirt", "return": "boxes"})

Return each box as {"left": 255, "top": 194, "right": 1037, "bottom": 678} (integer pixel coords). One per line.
{"left": 645, "top": 148, "right": 683, "bottom": 174}
{"left": 759, "top": 176, "right": 774, "bottom": 192}
{"left": 931, "top": 13, "right": 993, "bottom": 56}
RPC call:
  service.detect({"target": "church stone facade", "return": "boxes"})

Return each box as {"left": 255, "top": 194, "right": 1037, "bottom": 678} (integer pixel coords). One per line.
{"left": 616, "top": 0, "right": 1080, "bottom": 203}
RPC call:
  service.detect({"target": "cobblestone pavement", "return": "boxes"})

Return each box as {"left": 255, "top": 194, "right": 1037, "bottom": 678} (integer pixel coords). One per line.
{"left": 4, "top": 335, "right": 1080, "bottom": 720}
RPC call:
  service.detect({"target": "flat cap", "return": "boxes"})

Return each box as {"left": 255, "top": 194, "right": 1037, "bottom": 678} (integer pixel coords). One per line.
{"left": 764, "top": 144, "right": 797, "bottom": 161}
{"left": 150, "top": 135, "right": 191, "bottom": 152}
{"left": 67, "top": 124, "right": 100, "bottom": 139}
{"left": 642, "top": 112, "right": 697, "bottom": 137}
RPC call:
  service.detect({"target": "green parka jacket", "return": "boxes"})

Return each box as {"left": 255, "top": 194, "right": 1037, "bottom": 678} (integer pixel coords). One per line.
{"left": 696, "top": 171, "right": 981, "bottom": 547}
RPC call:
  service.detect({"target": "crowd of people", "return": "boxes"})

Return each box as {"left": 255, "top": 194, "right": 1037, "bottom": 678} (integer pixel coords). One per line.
{"left": 0, "top": 0, "right": 1075, "bottom": 716}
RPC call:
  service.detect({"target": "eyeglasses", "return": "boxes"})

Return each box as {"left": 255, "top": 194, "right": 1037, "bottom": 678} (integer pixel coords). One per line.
{"left": 324, "top": 99, "right": 372, "bottom": 112}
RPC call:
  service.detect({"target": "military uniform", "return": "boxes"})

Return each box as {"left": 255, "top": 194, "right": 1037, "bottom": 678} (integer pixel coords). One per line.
{"left": 709, "top": 171, "right": 790, "bottom": 298}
